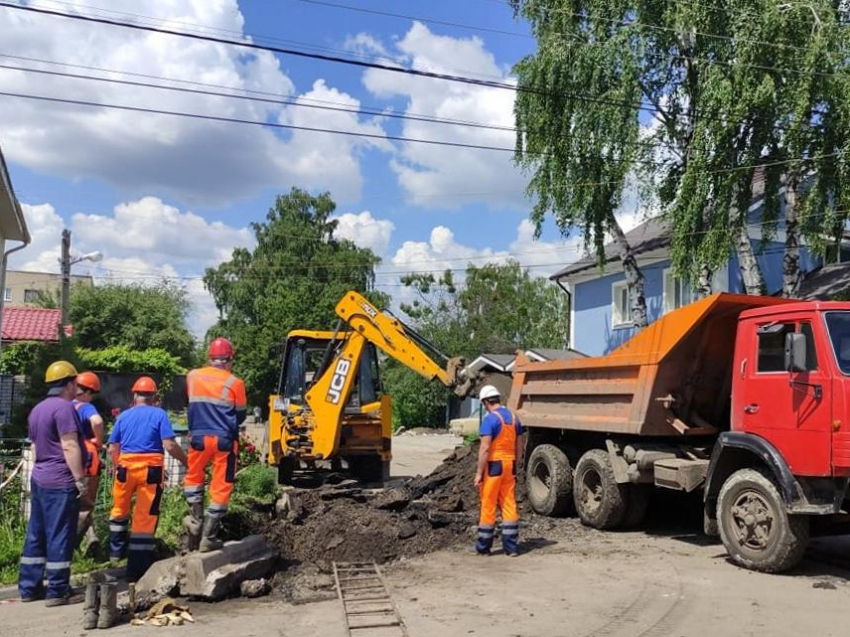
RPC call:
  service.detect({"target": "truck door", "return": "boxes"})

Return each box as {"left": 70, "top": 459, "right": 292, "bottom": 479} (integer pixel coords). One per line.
{"left": 736, "top": 318, "right": 831, "bottom": 476}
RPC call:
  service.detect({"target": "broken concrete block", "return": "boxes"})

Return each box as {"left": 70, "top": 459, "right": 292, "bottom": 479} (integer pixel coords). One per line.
{"left": 182, "top": 535, "right": 278, "bottom": 600}
{"left": 240, "top": 578, "right": 271, "bottom": 598}
{"left": 135, "top": 555, "right": 182, "bottom": 599}
{"left": 135, "top": 535, "right": 278, "bottom": 602}
{"left": 371, "top": 486, "right": 411, "bottom": 511}
{"left": 398, "top": 521, "right": 417, "bottom": 539}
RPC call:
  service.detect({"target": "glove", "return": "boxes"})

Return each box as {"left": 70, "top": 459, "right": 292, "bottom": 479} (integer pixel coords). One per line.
{"left": 75, "top": 477, "right": 90, "bottom": 499}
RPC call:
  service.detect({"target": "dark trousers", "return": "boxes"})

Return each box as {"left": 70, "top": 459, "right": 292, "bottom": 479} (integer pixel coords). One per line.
{"left": 18, "top": 480, "right": 79, "bottom": 599}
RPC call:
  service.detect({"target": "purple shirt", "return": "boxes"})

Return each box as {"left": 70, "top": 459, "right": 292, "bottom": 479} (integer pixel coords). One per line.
{"left": 29, "top": 396, "right": 85, "bottom": 489}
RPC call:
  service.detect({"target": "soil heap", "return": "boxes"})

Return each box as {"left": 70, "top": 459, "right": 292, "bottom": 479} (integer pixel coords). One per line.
{"left": 263, "top": 443, "right": 507, "bottom": 568}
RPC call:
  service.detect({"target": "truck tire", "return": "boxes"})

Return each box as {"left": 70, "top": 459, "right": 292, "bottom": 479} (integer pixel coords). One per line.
{"left": 573, "top": 449, "right": 628, "bottom": 529}
{"left": 621, "top": 485, "right": 650, "bottom": 529}
{"left": 348, "top": 457, "right": 390, "bottom": 485}
{"left": 717, "top": 467, "right": 809, "bottom": 573}
{"left": 526, "top": 444, "right": 573, "bottom": 517}
{"left": 277, "top": 458, "right": 295, "bottom": 485}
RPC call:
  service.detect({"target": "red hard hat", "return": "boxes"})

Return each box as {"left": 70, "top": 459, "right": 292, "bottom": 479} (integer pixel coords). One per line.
{"left": 131, "top": 376, "right": 158, "bottom": 394}
{"left": 76, "top": 371, "right": 101, "bottom": 392}
{"left": 208, "top": 337, "right": 235, "bottom": 359}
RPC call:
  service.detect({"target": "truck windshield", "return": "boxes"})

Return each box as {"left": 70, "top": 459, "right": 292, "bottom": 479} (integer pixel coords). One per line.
{"left": 825, "top": 312, "right": 850, "bottom": 375}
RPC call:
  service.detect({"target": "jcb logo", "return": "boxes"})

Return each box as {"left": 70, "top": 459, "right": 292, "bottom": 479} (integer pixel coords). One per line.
{"left": 326, "top": 359, "right": 352, "bottom": 404}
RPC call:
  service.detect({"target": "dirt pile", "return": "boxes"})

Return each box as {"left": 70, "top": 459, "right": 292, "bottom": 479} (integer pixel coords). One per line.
{"left": 263, "top": 443, "right": 485, "bottom": 568}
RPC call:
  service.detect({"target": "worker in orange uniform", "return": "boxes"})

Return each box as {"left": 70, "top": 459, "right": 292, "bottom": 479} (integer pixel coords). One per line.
{"left": 183, "top": 337, "right": 247, "bottom": 552}
{"left": 73, "top": 371, "right": 104, "bottom": 552}
{"left": 107, "top": 377, "right": 187, "bottom": 581}
{"left": 474, "top": 385, "right": 524, "bottom": 556}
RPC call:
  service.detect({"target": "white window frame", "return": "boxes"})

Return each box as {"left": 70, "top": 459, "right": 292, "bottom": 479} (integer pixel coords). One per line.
{"left": 611, "top": 280, "right": 632, "bottom": 328}
{"left": 663, "top": 268, "right": 695, "bottom": 314}
{"left": 3, "top": 288, "right": 10, "bottom": 302}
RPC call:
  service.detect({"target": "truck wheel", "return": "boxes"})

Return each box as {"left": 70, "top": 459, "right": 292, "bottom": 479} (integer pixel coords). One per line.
{"left": 717, "top": 468, "right": 809, "bottom": 573}
{"left": 348, "top": 457, "right": 390, "bottom": 485}
{"left": 621, "top": 485, "right": 650, "bottom": 529}
{"left": 573, "top": 449, "right": 628, "bottom": 529}
{"left": 526, "top": 444, "right": 573, "bottom": 517}
{"left": 277, "top": 458, "right": 295, "bottom": 485}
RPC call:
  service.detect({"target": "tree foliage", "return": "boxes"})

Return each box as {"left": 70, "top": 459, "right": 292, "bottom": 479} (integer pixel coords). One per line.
{"left": 70, "top": 281, "right": 195, "bottom": 365}
{"left": 76, "top": 346, "right": 186, "bottom": 376}
{"left": 384, "top": 261, "right": 568, "bottom": 429}
{"left": 511, "top": 0, "right": 850, "bottom": 299}
{"left": 203, "top": 188, "right": 388, "bottom": 409}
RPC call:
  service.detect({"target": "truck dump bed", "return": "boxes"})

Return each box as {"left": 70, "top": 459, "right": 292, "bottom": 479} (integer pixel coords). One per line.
{"left": 508, "top": 293, "right": 791, "bottom": 437}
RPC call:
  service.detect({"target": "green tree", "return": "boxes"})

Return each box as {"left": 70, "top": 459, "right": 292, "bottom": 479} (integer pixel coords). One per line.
{"left": 70, "top": 281, "right": 195, "bottom": 365}
{"left": 384, "top": 261, "right": 568, "bottom": 429}
{"left": 511, "top": 1, "right": 850, "bottom": 300}
{"left": 203, "top": 188, "right": 388, "bottom": 409}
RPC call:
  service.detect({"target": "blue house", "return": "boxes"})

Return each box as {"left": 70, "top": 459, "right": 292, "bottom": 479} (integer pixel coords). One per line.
{"left": 552, "top": 184, "right": 849, "bottom": 357}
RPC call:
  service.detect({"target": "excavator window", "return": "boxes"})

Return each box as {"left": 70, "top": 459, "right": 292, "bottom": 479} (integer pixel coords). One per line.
{"left": 280, "top": 336, "right": 382, "bottom": 408}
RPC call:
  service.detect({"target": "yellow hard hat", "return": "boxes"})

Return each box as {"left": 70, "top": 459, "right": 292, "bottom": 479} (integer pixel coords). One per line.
{"left": 45, "top": 360, "right": 78, "bottom": 384}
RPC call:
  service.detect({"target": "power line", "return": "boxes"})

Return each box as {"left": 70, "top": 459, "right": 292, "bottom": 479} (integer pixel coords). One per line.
{"left": 4, "top": 1, "right": 839, "bottom": 141}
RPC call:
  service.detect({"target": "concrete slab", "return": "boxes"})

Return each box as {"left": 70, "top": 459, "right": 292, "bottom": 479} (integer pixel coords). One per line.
{"left": 135, "top": 535, "right": 278, "bottom": 601}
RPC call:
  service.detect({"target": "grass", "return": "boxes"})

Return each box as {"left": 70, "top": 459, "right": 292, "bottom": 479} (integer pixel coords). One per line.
{"left": 463, "top": 432, "right": 480, "bottom": 446}
{"left": 0, "top": 459, "right": 280, "bottom": 586}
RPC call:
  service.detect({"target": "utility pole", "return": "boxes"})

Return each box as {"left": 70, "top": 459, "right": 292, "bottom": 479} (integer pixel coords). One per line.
{"left": 60, "top": 229, "right": 71, "bottom": 341}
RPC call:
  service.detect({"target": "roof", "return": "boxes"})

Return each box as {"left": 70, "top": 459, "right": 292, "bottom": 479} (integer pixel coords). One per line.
{"left": 1, "top": 307, "right": 72, "bottom": 342}
{"left": 0, "top": 145, "right": 29, "bottom": 243}
{"left": 550, "top": 217, "right": 671, "bottom": 281}
{"left": 797, "top": 262, "right": 850, "bottom": 300}
{"left": 526, "top": 348, "right": 587, "bottom": 361}
{"left": 467, "top": 353, "right": 516, "bottom": 373}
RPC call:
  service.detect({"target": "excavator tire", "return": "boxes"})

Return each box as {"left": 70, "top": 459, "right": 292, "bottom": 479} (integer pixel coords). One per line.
{"left": 348, "top": 457, "right": 390, "bottom": 485}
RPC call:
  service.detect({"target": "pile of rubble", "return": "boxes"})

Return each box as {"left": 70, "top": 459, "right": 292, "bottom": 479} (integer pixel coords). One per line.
{"left": 265, "top": 444, "right": 485, "bottom": 568}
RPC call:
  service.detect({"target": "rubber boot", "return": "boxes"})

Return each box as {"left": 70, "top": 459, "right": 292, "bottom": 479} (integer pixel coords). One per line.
{"left": 96, "top": 582, "right": 118, "bottom": 629}
{"left": 82, "top": 582, "right": 99, "bottom": 630}
{"left": 183, "top": 501, "right": 203, "bottom": 552}
{"left": 199, "top": 515, "right": 223, "bottom": 553}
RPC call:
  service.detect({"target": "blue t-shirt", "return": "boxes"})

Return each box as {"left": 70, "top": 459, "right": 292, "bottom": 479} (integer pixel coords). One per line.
{"left": 479, "top": 406, "right": 523, "bottom": 439}
{"left": 73, "top": 400, "right": 100, "bottom": 440}
{"left": 108, "top": 405, "right": 176, "bottom": 454}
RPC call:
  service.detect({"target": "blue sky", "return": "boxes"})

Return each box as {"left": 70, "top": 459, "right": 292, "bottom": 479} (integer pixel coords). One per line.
{"left": 0, "top": 0, "right": 634, "bottom": 334}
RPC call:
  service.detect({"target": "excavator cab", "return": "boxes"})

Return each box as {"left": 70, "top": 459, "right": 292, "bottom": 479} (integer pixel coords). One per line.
{"left": 279, "top": 331, "right": 383, "bottom": 412}
{"left": 269, "top": 329, "right": 392, "bottom": 484}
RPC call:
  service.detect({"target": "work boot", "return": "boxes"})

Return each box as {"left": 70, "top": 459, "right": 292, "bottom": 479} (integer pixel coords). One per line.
{"left": 199, "top": 516, "right": 223, "bottom": 553}
{"left": 96, "top": 582, "right": 118, "bottom": 629}
{"left": 183, "top": 501, "right": 203, "bottom": 552}
{"left": 83, "top": 581, "right": 100, "bottom": 629}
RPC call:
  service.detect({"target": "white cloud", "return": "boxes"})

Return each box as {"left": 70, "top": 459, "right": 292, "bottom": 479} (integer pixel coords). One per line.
{"left": 10, "top": 197, "right": 251, "bottom": 336}
{"left": 332, "top": 211, "right": 394, "bottom": 255}
{"left": 344, "top": 33, "right": 391, "bottom": 59}
{"left": 0, "top": 0, "right": 388, "bottom": 205}
{"left": 362, "top": 23, "right": 527, "bottom": 209}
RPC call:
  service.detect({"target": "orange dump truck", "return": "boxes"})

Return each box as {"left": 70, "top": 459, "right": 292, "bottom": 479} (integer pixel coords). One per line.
{"left": 510, "top": 292, "right": 850, "bottom": 572}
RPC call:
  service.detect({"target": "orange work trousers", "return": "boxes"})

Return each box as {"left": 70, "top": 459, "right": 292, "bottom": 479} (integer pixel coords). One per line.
{"left": 184, "top": 435, "right": 238, "bottom": 517}
{"left": 109, "top": 453, "right": 164, "bottom": 580}
{"left": 477, "top": 459, "right": 519, "bottom": 554}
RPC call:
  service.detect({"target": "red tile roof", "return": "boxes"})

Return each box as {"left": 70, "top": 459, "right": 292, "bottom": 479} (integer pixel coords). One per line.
{"left": 1, "top": 307, "right": 73, "bottom": 342}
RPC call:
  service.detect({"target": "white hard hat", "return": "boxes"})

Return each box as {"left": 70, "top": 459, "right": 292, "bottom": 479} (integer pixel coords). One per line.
{"left": 479, "top": 385, "right": 501, "bottom": 402}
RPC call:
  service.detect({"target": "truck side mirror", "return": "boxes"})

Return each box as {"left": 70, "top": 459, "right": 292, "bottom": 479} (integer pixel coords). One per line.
{"left": 785, "top": 332, "right": 807, "bottom": 373}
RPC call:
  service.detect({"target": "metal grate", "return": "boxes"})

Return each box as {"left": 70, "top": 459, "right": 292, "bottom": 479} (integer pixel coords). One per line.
{"left": 332, "top": 561, "right": 409, "bottom": 637}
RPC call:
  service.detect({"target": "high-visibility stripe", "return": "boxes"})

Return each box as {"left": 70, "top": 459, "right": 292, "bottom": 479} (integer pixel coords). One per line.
{"left": 502, "top": 528, "right": 519, "bottom": 536}
{"left": 130, "top": 533, "right": 155, "bottom": 540}
{"left": 109, "top": 524, "right": 128, "bottom": 532}
{"left": 184, "top": 485, "right": 204, "bottom": 493}
{"left": 46, "top": 561, "right": 71, "bottom": 570}
{"left": 129, "top": 543, "right": 156, "bottom": 552}
{"left": 188, "top": 396, "right": 233, "bottom": 407}
{"left": 222, "top": 375, "right": 236, "bottom": 400}
{"left": 20, "top": 556, "right": 45, "bottom": 565}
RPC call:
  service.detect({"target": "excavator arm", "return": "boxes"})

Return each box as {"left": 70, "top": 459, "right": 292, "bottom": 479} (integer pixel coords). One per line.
{"left": 299, "top": 291, "right": 475, "bottom": 460}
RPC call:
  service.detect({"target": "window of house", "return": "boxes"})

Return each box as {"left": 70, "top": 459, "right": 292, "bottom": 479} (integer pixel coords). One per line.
{"left": 612, "top": 281, "right": 632, "bottom": 327}
{"left": 663, "top": 269, "right": 694, "bottom": 314}
{"left": 23, "top": 289, "right": 40, "bottom": 304}
{"left": 3, "top": 288, "right": 10, "bottom": 302}
{"left": 757, "top": 322, "right": 796, "bottom": 372}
